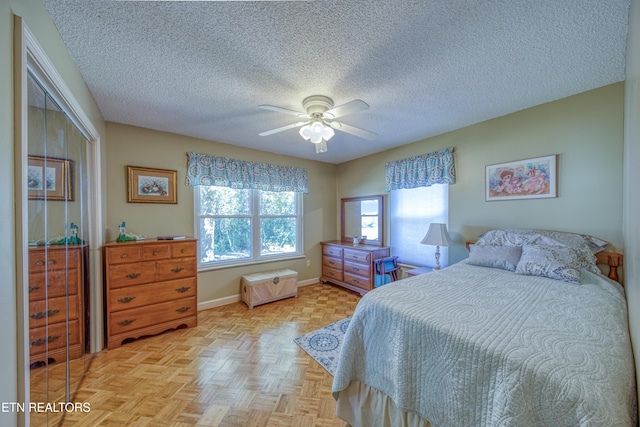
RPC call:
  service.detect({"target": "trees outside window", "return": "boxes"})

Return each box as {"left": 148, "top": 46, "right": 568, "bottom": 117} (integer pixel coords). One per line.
{"left": 196, "top": 186, "right": 302, "bottom": 268}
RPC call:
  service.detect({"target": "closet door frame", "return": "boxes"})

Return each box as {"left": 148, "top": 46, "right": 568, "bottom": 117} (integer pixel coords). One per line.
{"left": 14, "top": 17, "right": 104, "bottom": 426}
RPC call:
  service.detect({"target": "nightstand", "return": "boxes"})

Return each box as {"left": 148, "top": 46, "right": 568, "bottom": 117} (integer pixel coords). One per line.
{"left": 406, "top": 266, "right": 434, "bottom": 277}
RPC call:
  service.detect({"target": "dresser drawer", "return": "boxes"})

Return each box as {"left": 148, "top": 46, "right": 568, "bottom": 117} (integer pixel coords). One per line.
{"left": 29, "top": 295, "right": 79, "bottom": 329}
{"left": 322, "top": 266, "right": 343, "bottom": 281}
{"left": 29, "top": 249, "right": 78, "bottom": 273}
{"left": 344, "top": 261, "right": 371, "bottom": 278}
{"left": 156, "top": 258, "right": 196, "bottom": 281}
{"left": 323, "top": 245, "right": 344, "bottom": 258}
{"left": 343, "top": 272, "right": 371, "bottom": 290}
{"left": 108, "top": 277, "right": 196, "bottom": 312}
{"left": 106, "top": 245, "right": 142, "bottom": 265}
{"left": 28, "top": 269, "right": 79, "bottom": 302}
{"left": 29, "top": 319, "right": 80, "bottom": 356}
{"left": 107, "top": 261, "right": 156, "bottom": 289}
{"left": 171, "top": 241, "right": 196, "bottom": 258}
{"left": 109, "top": 297, "right": 197, "bottom": 335}
{"left": 344, "top": 249, "right": 371, "bottom": 264}
{"left": 322, "top": 256, "right": 342, "bottom": 269}
{"left": 142, "top": 244, "right": 171, "bottom": 261}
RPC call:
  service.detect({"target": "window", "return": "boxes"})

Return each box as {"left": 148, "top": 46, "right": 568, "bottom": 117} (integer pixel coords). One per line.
{"left": 195, "top": 186, "right": 303, "bottom": 268}
{"left": 390, "top": 184, "right": 448, "bottom": 267}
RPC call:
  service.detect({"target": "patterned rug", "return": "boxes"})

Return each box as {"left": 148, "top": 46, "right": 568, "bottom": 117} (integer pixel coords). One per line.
{"left": 294, "top": 317, "right": 351, "bottom": 376}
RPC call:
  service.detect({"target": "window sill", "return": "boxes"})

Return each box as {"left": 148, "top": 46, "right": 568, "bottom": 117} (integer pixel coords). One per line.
{"left": 197, "top": 254, "right": 305, "bottom": 272}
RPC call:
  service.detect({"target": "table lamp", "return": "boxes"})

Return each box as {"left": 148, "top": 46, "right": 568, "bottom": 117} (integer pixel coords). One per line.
{"left": 420, "top": 223, "right": 451, "bottom": 270}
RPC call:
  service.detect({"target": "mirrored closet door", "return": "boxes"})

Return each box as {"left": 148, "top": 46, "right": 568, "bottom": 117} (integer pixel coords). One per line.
{"left": 27, "top": 71, "right": 90, "bottom": 427}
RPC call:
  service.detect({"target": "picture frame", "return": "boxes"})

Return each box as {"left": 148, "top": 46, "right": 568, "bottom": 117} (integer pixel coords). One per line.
{"left": 127, "top": 166, "right": 177, "bottom": 204}
{"left": 485, "top": 155, "right": 557, "bottom": 201}
{"left": 27, "top": 155, "right": 73, "bottom": 201}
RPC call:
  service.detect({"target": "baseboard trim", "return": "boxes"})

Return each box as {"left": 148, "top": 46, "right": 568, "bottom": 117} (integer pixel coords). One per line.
{"left": 198, "top": 277, "right": 320, "bottom": 311}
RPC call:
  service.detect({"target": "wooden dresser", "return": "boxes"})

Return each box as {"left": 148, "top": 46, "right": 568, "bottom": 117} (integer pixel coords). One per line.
{"left": 28, "top": 245, "right": 85, "bottom": 366}
{"left": 320, "top": 241, "right": 391, "bottom": 295}
{"left": 104, "top": 239, "right": 198, "bottom": 349}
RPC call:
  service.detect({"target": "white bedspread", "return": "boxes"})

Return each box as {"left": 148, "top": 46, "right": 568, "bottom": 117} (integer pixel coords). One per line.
{"left": 332, "top": 262, "right": 638, "bottom": 426}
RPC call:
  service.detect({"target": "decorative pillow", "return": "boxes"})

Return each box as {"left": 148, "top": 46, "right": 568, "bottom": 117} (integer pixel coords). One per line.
{"left": 476, "top": 229, "right": 608, "bottom": 254}
{"left": 467, "top": 244, "right": 522, "bottom": 272}
{"left": 515, "top": 244, "right": 599, "bottom": 283}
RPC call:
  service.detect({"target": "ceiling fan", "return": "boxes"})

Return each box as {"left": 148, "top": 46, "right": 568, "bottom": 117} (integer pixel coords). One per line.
{"left": 258, "top": 95, "right": 377, "bottom": 153}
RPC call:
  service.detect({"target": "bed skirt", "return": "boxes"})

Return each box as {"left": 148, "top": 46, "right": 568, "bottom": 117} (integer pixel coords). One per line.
{"left": 335, "top": 380, "right": 431, "bottom": 427}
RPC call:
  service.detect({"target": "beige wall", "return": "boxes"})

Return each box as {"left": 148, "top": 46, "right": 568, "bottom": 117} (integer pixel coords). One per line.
{"left": 337, "top": 83, "right": 624, "bottom": 265}
{"left": 1, "top": 0, "right": 107, "bottom": 424}
{"left": 106, "top": 123, "right": 337, "bottom": 304}
{"left": 623, "top": 0, "right": 640, "bottom": 416}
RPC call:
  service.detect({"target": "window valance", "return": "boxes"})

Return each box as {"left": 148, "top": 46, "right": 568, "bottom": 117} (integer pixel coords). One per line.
{"left": 185, "top": 152, "right": 309, "bottom": 193}
{"left": 385, "top": 147, "right": 456, "bottom": 191}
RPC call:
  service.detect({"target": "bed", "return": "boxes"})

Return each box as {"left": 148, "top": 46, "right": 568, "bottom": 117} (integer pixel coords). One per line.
{"left": 332, "top": 229, "right": 637, "bottom": 427}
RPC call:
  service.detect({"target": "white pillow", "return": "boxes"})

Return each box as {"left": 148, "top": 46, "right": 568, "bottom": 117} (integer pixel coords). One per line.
{"left": 476, "top": 229, "right": 608, "bottom": 254}
{"left": 515, "top": 244, "right": 599, "bottom": 283}
{"left": 467, "top": 244, "right": 522, "bottom": 272}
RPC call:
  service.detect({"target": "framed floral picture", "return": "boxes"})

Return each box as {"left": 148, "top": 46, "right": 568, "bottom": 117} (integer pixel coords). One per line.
{"left": 27, "top": 155, "right": 73, "bottom": 201}
{"left": 127, "top": 166, "right": 177, "bottom": 204}
{"left": 485, "top": 155, "right": 557, "bottom": 201}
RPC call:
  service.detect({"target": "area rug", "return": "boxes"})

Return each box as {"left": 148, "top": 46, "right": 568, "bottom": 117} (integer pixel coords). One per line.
{"left": 294, "top": 317, "right": 351, "bottom": 376}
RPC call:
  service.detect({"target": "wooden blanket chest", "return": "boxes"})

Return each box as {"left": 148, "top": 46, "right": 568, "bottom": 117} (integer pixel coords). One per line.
{"left": 241, "top": 268, "right": 298, "bottom": 309}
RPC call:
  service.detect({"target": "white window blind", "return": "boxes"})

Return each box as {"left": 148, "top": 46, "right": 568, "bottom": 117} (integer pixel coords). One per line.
{"left": 390, "top": 184, "right": 448, "bottom": 267}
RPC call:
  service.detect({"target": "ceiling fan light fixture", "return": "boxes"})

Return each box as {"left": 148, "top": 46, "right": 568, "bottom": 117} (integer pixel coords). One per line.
{"left": 322, "top": 126, "right": 335, "bottom": 140}
{"left": 315, "top": 140, "right": 328, "bottom": 154}
{"left": 299, "top": 125, "right": 312, "bottom": 140}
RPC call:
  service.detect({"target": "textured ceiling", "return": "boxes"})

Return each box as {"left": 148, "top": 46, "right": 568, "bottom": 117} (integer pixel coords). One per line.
{"left": 43, "top": 0, "right": 630, "bottom": 164}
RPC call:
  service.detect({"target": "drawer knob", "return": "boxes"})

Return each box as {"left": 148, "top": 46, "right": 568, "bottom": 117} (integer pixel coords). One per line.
{"left": 117, "top": 296, "right": 136, "bottom": 303}
{"left": 127, "top": 273, "right": 141, "bottom": 279}
{"left": 36, "top": 260, "right": 44, "bottom": 266}
{"left": 273, "top": 277, "right": 280, "bottom": 284}
{"left": 176, "top": 286, "right": 191, "bottom": 293}
{"left": 31, "top": 335, "right": 60, "bottom": 347}
{"left": 171, "top": 267, "right": 184, "bottom": 273}
{"left": 121, "top": 253, "right": 129, "bottom": 259}
{"left": 153, "top": 250, "right": 159, "bottom": 255}
{"left": 117, "top": 319, "right": 136, "bottom": 326}
{"left": 30, "top": 309, "right": 60, "bottom": 320}
{"left": 48, "top": 260, "right": 56, "bottom": 265}
{"left": 28, "top": 286, "right": 39, "bottom": 293}
{"left": 180, "top": 249, "right": 186, "bottom": 253}
{"left": 176, "top": 306, "right": 191, "bottom": 313}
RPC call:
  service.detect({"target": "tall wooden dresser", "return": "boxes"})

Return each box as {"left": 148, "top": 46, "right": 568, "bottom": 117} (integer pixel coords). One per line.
{"left": 104, "top": 238, "right": 198, "bottom": 349}
{"left": 320, "top": 241, "right": 391, "bottom": 295}
{"left": 29, "top": 245, "right": 86, "bottom": 365}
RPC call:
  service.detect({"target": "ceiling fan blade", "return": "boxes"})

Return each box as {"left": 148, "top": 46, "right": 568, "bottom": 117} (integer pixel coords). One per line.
{"left": 258, "top": 105, "right": 309, "bottom": 118}
{"left": 324, "top": 99, "right": 369, "bottom": 119}
{"left": 259, "top": 121, "right": 309, "bottom": 136}
{"left": 329, "top": 121, "right": 377, "bottom": 140}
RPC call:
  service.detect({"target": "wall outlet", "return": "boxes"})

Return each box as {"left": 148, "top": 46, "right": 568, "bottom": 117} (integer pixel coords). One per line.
{"left": 306, "top": 259, "right": 311, "bottom": 267}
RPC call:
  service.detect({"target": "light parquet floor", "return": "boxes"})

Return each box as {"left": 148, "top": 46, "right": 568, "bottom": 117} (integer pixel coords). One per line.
{"left": 59, "top": 283, "right": 360, "bottom": 426}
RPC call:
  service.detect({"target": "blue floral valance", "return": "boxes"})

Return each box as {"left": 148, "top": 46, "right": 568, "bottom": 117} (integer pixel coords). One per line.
{"left": 385, "top": 147, "right": 456, "bottom": 191}
{"left": 185, "top": 152, "right": 309, "bottom": 193}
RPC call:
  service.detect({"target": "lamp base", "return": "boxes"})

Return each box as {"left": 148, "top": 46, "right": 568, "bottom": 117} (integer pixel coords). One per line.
{"left": 434, "top": 245, "right": 441, "bottom": 270}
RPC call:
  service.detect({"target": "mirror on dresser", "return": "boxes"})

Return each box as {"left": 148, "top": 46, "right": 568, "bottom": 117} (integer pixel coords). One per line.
{"left": 341, "top": 195, "right": 384, "bottom": 246}
{"left": 27, "top": 71, "right": 90, "bottom": 426}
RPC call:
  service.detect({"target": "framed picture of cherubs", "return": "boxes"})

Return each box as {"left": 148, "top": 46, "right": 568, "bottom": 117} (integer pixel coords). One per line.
{"left": 485, "top": 155, "right": 557, "bottom": 201}
{"left": 127, "top": 165, "right": 177, "bottom": 204}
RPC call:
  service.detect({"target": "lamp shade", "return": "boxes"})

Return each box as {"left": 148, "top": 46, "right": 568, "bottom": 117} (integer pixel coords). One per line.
{"left": 421, "top": 223, "right": 451, "bottom": 247}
